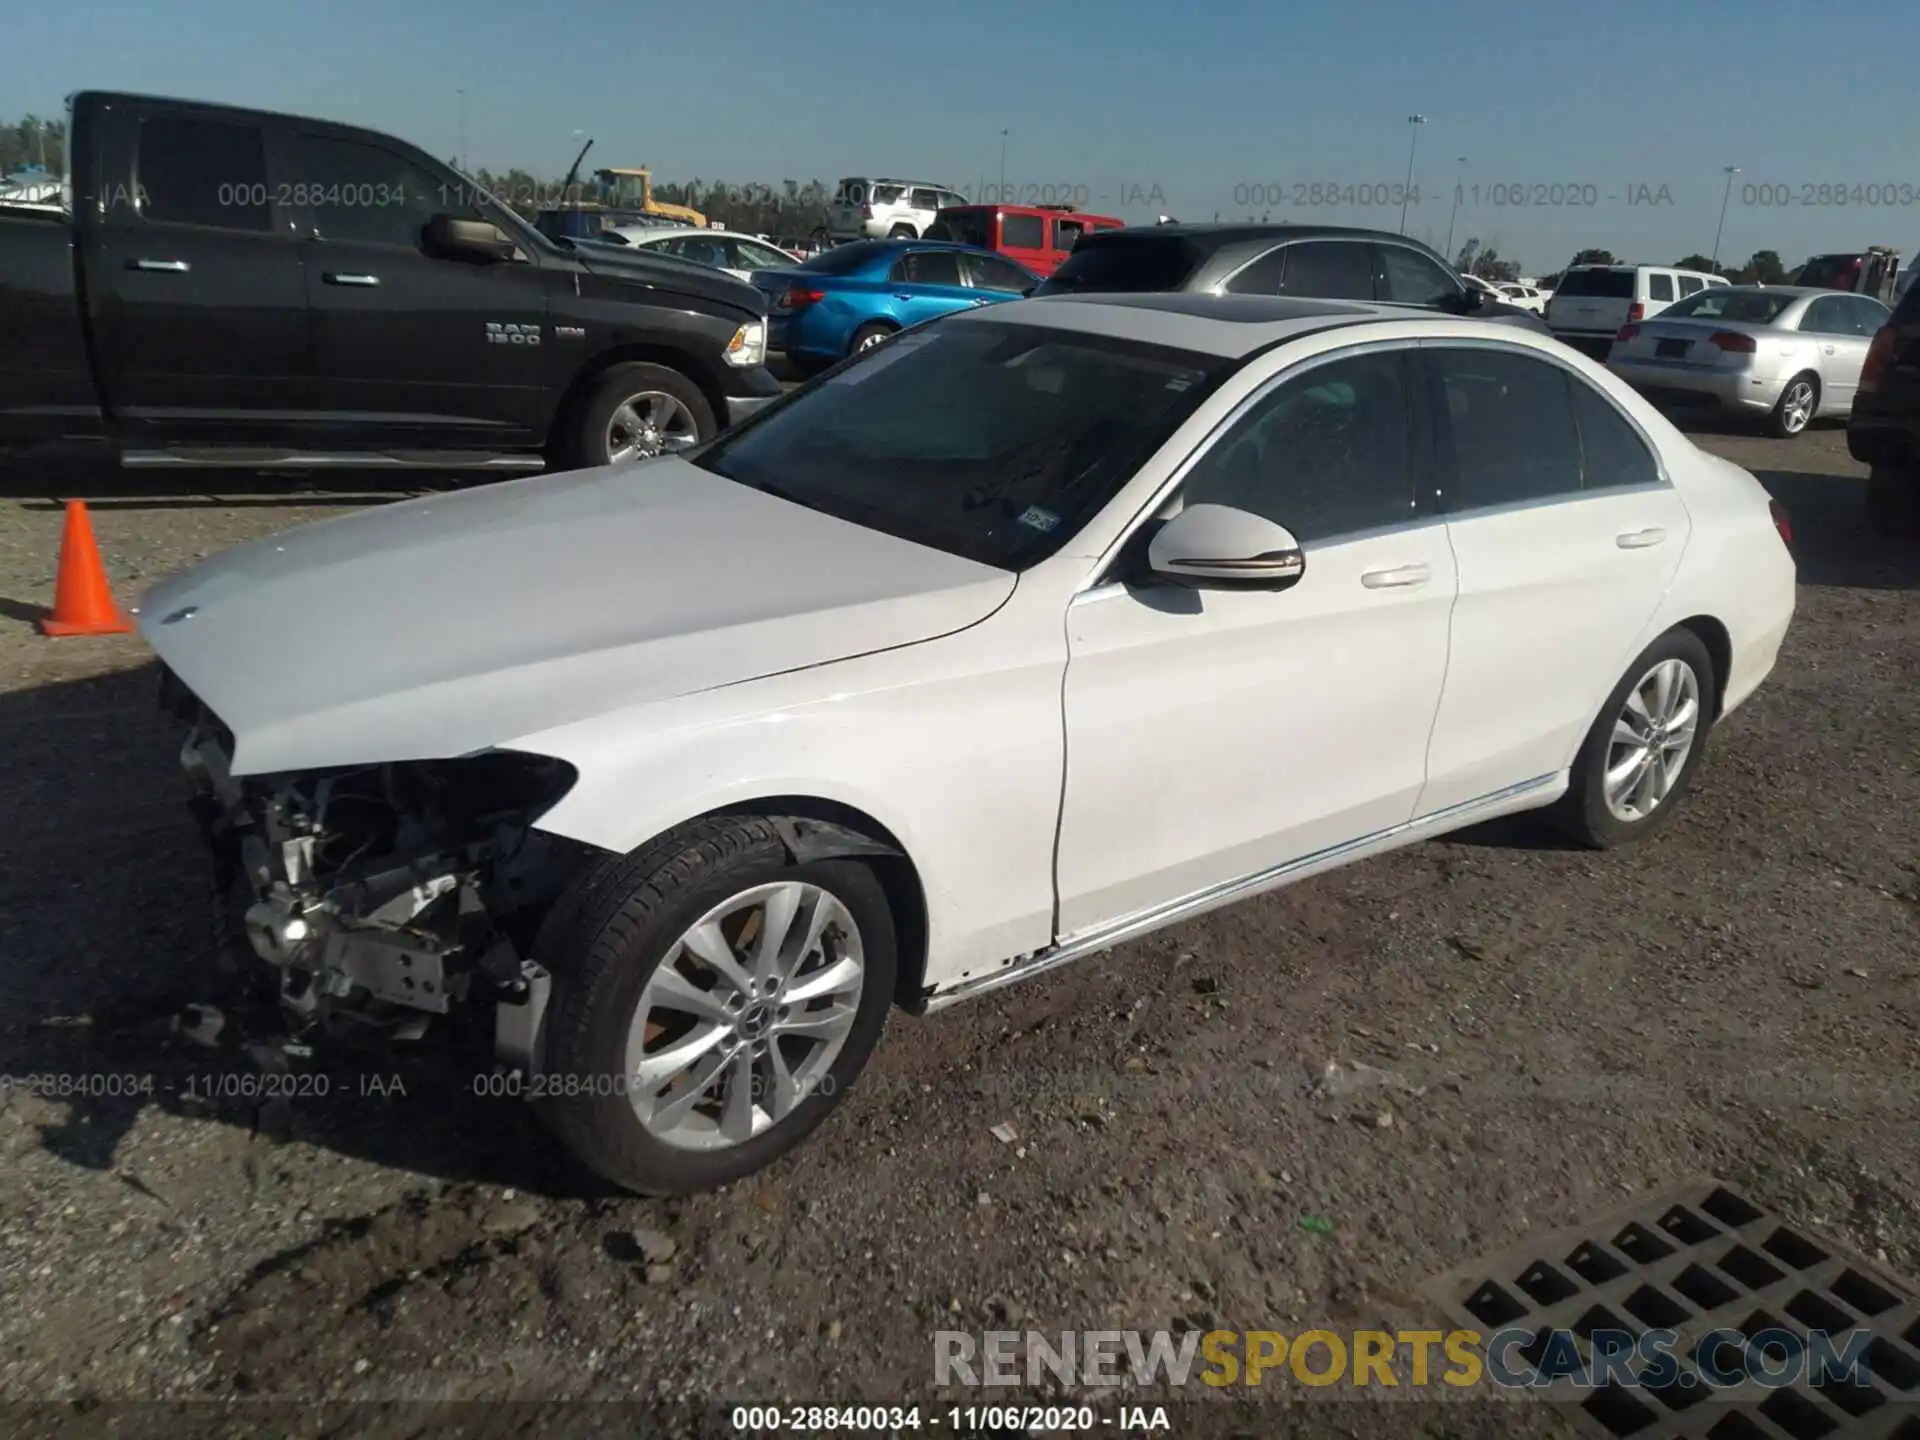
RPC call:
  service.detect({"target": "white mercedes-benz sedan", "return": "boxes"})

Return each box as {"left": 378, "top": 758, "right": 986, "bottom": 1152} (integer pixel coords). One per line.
{"left": 138, "top": 293, "right": 1797, "bottom": 1196}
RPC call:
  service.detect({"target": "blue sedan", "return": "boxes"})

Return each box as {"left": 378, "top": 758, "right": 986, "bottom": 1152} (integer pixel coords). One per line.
{"left": 751, "top": 239, "right": 1040, "bottom": 374}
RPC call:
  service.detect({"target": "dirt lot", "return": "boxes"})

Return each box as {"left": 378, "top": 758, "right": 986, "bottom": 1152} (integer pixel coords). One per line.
{"left": 0, "top": 420, "right": 1914, "bottom": 1438}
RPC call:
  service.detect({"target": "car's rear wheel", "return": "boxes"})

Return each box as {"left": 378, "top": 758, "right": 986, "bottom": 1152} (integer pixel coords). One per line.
{"left": 1550, "top": 628, "right": 1718, "bottom": 849}
{"left": 1865, "top": 464, "right": 1918, "bottom": 537}
{"left": 887, "top": 223, "right": 917, "bottom": 239}
{"left": 1766, "top": 373, "right": 1818, "bottom": 438}
{"left": 559, "top": 362, "right": 714, "bottom": 471}
{"left": 533, "top": 818, "right": 895, "bottom": 1196}
{"left": 849, "top": 322, "right": 895, "bottom": 356}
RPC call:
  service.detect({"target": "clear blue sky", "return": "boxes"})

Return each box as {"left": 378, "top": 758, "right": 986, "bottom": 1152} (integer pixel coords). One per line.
{"left": 7, "top": 0, "right": 1916, "bottom": 274}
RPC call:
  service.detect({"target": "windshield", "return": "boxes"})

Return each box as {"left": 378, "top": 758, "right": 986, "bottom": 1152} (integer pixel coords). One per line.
{"left": 798, "top": 241, "right": 893, "bottom": 275}
{"left": 1661, "top": 290, "right": 1796, "bottom": 324}
{"left": 1034, "top": 236, "right": 1204, "bottom": 294}
{"left": 1554, "top": 268, "right": 1635, "bottom": 298}
{"left": 928, "top": 210, "right": 992, "bottom": 248}
{"left": 691, "top": 320, "right": 1230, "bottom": 570}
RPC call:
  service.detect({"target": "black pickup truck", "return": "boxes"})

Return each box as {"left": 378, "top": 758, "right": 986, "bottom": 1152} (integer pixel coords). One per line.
{"left": 0, "top": 91, "right": 782, "bottom": 474}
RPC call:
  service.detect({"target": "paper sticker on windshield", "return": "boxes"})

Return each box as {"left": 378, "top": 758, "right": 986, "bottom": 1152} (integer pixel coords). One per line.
{"left": 829, "top": 331, "right": 936, "bottom": 384}
{"left": 1165, "top": 377, "right": 1192, "bottom": 391}
{"left": 1018, "top": 506, "right": 1061, "bottom": 532}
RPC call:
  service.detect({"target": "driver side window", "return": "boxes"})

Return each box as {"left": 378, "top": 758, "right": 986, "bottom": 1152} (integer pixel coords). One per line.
{"left": 296, "top": 133, "right": 477, "bottom": 248}
{"left": 1177, "top": 350, "right": 1422, "bottom": 544}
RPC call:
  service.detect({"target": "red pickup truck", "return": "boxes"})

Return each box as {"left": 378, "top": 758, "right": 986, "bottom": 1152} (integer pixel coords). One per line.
{"left": 925, "top": 204, "right": 1125, "bottom": 276}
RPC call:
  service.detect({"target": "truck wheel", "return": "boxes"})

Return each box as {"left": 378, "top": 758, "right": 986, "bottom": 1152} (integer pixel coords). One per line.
{"left": 1865, "top": 464, "right": 1918, "bottom": 537}
{"left": 887, "top": 223, "right": 918, "bottom": 239}
{"left": 532, "top": 817, "right": 895, "bottom": 1197}
{"left": 560, "top": 363, "right": 715, "bottom": 471}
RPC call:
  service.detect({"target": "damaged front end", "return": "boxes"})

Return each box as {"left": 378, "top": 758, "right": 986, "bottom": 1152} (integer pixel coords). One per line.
{"left": 161, "top": 667, "right": 592, "bottom": 1075}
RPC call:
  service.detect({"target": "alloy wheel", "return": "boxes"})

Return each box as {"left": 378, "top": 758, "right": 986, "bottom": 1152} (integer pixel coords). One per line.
{"left": 606, "top": 391, "right": 699, "bottom": 463}
{"left": 1603, "top": 658, "right": 1701, "bottom": 823}
{"left": 1778, "top": 379, "right": 1815, "bottom": 435}
{"left": 623, "top": 881, "right": 866, "bottom": 1151}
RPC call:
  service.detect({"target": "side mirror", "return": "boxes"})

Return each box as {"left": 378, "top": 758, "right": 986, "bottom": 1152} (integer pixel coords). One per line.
{"left": 1147, "top": 504, "right": 1305, "bottom": 590}
{"left": 423, "top": 213, "right": 520, "bottom": 264}
{"left": 1019, "top": 285, "right": 1036, "bottom": 297}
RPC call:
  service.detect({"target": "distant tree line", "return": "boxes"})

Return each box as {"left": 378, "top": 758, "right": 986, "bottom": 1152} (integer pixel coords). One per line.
{"left": 0, "top": 115, "right": 1841, "bottom": 277}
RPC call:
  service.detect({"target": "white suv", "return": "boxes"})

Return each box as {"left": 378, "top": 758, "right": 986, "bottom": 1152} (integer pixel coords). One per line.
{"left": 824, "top": 177, "right": 968, "bottom": 243}
{"left": 1548, "top": 265, "right": 1729, "bottom": 360}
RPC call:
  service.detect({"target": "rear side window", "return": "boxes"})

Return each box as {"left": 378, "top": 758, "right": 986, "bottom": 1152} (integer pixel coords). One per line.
{"left": 1554, "top": 268, "right": 1635, "bottom": 298}
{"left": 1054, "top": 217, "right": 1088, "bottom": 248}
{"left": 1001, "top": 213, "right": 1045, "bottom": 249}
{"left": 1569, "top": 381, "right": 1659, "bottom": 491}
{"left": 1678, "top": 276, "right": 1704, "bottom": 297}
{"left": 1036, "top": 236, "right": 1201, "bottom": 293}
{"left": 1647, "top": 273, "right": 1675, "bottom": 302}
{"left": 895, "top": 249, "right": 963, "bottom": 285}
{"left": 1278, "top": 241, "right": 1376, "bottom": 301}
{"left": 1434, "top": 348, "right": 1584, "bottom": 510}
{"left": 871, "top": 183, "right": 907, "bottom": 206}
{"left": 137, "top": 116, "right": 271, "bottom": 232}
{"left": 1376, "top": 245, "right": 1459, "bottom": 307}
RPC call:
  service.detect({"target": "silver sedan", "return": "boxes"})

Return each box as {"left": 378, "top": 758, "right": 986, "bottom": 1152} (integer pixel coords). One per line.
{"left": 1606, "top": 285, "right": 1890, "bottom": 438}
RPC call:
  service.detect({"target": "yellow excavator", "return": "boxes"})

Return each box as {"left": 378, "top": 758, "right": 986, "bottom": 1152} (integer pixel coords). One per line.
{"left": 593, "top": 167, "right": 708, "bottom": 228}
{"left": 531, "top": 139, "right": 709, "bottom": 244}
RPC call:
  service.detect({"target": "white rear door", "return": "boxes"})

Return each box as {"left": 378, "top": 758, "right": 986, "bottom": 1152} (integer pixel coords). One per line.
{"left": 1415, "top": 342, "right": 1693, "bottom": 816}
{"left": 1055, "top": 346, "right": 1457, "bottom": 935}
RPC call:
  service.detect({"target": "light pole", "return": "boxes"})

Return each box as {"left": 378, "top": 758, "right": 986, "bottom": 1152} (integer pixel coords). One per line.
{"left": 1399, "top": 114, "right": 1427, "bottom": 234}
{"left": 1444, "top": 156, "right": 1467, "bottom": 260}
{"left": 1710, "top": 165, "right": 1739, "bottom": 273}
{"left": 998, "top": 129, "right": 1009, "bottom": 199}
{"left": 456, "top": 89, "right": 468, "bottom": 172}
{"left": 37, "top": 118, "right": 49, "bottom": 171}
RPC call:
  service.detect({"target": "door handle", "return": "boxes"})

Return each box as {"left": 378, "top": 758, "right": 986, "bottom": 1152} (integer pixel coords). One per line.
{"left": 895, "top": 293, "right": 913, "bottom": 301}
{"left": 1822, "top": 344, "right": 1836, "bottom": 354}
{"left": 129, "top": 259, "right": 189, "bottom": 273}
{"left": 1616, "top": 527, "right": 1667, "bottom": 549}
{"left": 324, "top": 273, "right": 380, "bottom": 287}
{"left": 1360, "top": 563, "right": 1431, "bottom": 588}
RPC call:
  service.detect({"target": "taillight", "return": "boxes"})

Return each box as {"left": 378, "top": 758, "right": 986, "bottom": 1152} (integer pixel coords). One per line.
{"left": 781, "top": 285, "right": 825, "bottom": 311}
{"left": 861, "top": 204, "right": 873, "bottom": 219}
{"left": 1626, "top": 301, "right": 1645, "bottom": 323}
{"left": 1709, "top": 331, "right": 1757, "bottom": 353}
{"left": 1860, "top": 324, "right": 1896, "bottom": 392}
{"left": 1769, "top": 498, "right": 1793, "bottom": 546}
{"left": 1615, "top": 323, "right": 1641, "bottom": 343}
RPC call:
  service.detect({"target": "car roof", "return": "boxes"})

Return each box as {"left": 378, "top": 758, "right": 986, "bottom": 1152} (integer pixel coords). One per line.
{"left": 947, "top": 291, "right": 1525, "bottom": 358}
{"left": 1083, "top": 222, "right": 1448, "bottom": 253}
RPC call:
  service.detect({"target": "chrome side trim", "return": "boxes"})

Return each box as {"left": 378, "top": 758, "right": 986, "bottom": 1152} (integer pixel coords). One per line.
{"left": 921, "top": 771, "right": 1560, "bottom": 1013}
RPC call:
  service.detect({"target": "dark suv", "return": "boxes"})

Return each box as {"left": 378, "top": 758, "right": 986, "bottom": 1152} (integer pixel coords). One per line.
{"left": 1032, "top": 223, "right": 1551, "bottom": 334}
{"left": 1848, "top": 278, "right": 1920, "bottom": 535}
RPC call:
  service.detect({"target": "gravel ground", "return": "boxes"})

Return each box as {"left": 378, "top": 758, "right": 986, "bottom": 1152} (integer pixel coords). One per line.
{"left": 0, "top": 419, "right": 1914, "bottom": 1439}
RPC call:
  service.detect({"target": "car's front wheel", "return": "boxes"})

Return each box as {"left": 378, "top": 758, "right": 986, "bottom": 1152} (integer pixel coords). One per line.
{"left": 533, "top": 818, "right": 895, "bottom": 1196}
{"left": 849, "top": 322, "right": 895, "bottom": 356}
{"left": 1551, "top": 628, "right": 1718, "bottom": 848}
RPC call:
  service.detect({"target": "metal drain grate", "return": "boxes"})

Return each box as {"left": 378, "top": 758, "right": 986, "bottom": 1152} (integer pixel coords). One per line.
{"left": 1423, "top": 1180, "right": 1920, "bottom": 1439}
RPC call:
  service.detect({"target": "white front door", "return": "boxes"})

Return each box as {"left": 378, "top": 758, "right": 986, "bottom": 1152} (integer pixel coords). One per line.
{"left": 1415, "top": 342, "right": 1693, "bottom": 816}
{"left": 1054, "top": 346, "right": 1458, "bottom": 937}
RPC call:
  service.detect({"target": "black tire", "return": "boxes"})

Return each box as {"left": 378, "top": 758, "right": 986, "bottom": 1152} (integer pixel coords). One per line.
{"left": 1549, "top": 628, "right": 1719, "bottom": 849}
{"left": 1764, "top": 372, "right": 1818, "bottom": 439}
{"left": 848, "top": 322, "right": 896, "bottom": 357}
{"left": 1865, "top": 464, "right": 1919, "bottom": 537}
{"left": 887, "top": 223, "right": 918, "bottom": 239}
{"left": 532, "top": 816, "right": 895, "bottom": 1197}
{"left": 557, "top": 362, "right": 715, "bottom": 472}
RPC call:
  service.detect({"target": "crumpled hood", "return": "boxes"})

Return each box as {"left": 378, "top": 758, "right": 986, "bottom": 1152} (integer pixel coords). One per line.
{"left": 138, "top": 459, "right": 1014, "bottom": 776}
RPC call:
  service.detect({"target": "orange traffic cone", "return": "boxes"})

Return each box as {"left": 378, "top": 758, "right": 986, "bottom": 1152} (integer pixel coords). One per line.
{"left": 39, "top": 500, "right": 133, "bottom": 637}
